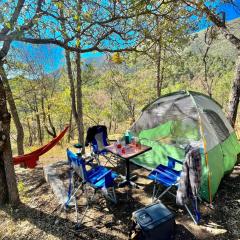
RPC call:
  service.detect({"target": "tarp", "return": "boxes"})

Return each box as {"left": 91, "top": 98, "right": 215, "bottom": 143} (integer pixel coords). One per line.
{"left": 13, "top": 126, "right": 69, "bottom": 168}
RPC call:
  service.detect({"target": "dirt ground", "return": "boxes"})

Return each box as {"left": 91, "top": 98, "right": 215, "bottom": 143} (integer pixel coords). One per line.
{"left": 0, "top": 148, "right": 240, "bottom": 240}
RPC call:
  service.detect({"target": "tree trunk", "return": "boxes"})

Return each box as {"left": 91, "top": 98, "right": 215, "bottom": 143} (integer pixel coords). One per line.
{"left": 64, "top": 50, "right": 84, "bottom": 146}
{"left": 75, "top": 53, "right": 85, "bottom": 153}
{"left": 41, "top": 97, "right": 56, "bottom": 138}
{"left": 114, "top": 121, "right": 117, "bottom": 133}
{"left": 34, "top": 95, "right": 43, "bottom": 145}
{"left": 0, "top": 153, "right": 8, "bottom": 204}
{"left": 27, "top": 117, "right": 33, "bottom": 146}
{"left": 0, "top": 76, "right": 19, "bottom": 206}
{"left": 0, "top": 65, "right": 24, "bottom": 155}
{"left": 156, "top": 39, "right": 162, "bottom": 98}
{"left": 36, "top": 113, "right": 43, "bottom": 145}
{"left": 160, "top": 49, "right": 166, "bottom": 94}
{"left": 155, "top": 16, "right": 162, "bottom": 98}
{"left": 48, "top": 114, "right": 56, "bottom": 137}
{"left": 60, "top": 6, "right": 84, "bottom": 150}
{"left": 68, "top": 110, "right": 73, "bottom": 143}
{"left": 228, "top": 54, "right": 240, "bottom": 127}
{"left": 31, "top": 115, "right": 37, "bottom": 144}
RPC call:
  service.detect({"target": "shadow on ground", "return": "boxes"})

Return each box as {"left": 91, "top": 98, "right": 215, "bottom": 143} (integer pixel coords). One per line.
{"left": 0, "top": 159, "right": 239, "bottom": 239}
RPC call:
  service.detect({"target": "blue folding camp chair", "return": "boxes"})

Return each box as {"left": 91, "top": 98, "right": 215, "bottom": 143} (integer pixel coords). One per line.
{"left": 85, "top": 125, "right": 117, "bottom": 167}
{"left": 65, "top": 148, "right": 118, "bottom": 227}
{"left": 148, "top": 156, "right": 201, "bottom": 224}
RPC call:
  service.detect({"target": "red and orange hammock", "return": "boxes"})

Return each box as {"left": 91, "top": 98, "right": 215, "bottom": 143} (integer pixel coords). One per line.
{"left": 13, "top": 126, "right": 69, "bottom": 168}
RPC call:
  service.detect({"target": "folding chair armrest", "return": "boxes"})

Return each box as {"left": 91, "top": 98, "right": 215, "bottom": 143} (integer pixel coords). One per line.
{"left": 167, "top": 156, "right": 183, "bottom": 165}
{"left": 153, "top": 168, "right": 179, "bottom": 181}
{"left": 85, "top": 158, "right": 95, "bottom": 168}
{"left": 167, "top": 156, "right": 183, "bottom": 169}
{"left": 95, "top": 169, "right": 112, "bottom": 182}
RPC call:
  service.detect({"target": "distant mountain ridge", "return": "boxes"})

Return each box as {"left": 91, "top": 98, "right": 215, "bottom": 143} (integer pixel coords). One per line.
{"left": 188, "top": 18, "right": 240, "bottom": 59}
{"left": 83, "top": 18, "right": 240, "bottom": 65}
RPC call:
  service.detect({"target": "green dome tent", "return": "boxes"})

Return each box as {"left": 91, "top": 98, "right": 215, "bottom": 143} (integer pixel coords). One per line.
{"left": 130, "top": 90, "right": 240, "bottom": 202}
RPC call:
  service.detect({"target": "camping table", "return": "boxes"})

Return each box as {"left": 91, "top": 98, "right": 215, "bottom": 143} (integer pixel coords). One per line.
{"left": 105, "top": 143, "right": 152, "bottom": 188}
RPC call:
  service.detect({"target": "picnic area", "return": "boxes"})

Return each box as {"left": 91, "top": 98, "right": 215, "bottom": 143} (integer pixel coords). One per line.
{"left": 0, "top": 1, "right": 240, "bottom": 240}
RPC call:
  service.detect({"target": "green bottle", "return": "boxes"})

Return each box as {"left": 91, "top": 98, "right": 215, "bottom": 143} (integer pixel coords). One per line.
{"left": 124, "top": 130, "right": 132, "bottom": 144}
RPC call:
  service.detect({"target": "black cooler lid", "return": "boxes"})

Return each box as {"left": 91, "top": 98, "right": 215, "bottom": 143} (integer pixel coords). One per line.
{"left": 133, "top": 202, "right": 174, "bottom": 232}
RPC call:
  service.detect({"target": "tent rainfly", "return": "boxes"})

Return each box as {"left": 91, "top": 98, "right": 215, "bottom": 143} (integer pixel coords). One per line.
{"left": 130, "top": 90, "right": 240, "bottom": 202}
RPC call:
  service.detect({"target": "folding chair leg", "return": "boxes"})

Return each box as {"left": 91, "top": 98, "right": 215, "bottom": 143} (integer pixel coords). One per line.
{"left": 192, "top": 197, "right": 201, "bottom": 223}
{"left": 93, "top": 153, "right": 100, "bottom": 165}
{"left": 77, "top": 204, "right": 89, "bottom": 227}
{"left": 75, "top": 195, "right": 79, "bottom": 225}
{"left": 101, "top": 187, "right": 117, "bottom": 204}
{"left": 112, "top": 187, "right": 117, "bottom": 203}
{"left": 184, "top": 204, "right": 198, "bottom": 225}
{"left": 158, "top": 185, "right": 173, "bottom": 199}
{"left": 152, "top": 183, "right": 156, "bottom": 202}
{"left": 103, "top": 155, "right": 116, "bottom": 167}
{"left": 64, "top": 171, "right": 92, "bottom": 229}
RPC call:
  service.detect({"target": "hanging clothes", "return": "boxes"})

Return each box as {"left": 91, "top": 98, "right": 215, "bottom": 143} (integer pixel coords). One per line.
{"left": 176, "top": 145, "right": 202, "bottom": 205}
{"left": 85, "top": 125, "right": 108, "bottom": 146}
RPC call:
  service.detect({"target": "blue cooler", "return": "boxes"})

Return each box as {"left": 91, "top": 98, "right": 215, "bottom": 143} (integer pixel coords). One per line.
{"left": 131, "top": 202, "right": 175, "bottom": 240}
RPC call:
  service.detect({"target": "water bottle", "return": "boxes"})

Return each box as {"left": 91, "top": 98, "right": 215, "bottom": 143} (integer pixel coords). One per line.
{"left": 124, "top": 130, "right": 131, "bottom": 144}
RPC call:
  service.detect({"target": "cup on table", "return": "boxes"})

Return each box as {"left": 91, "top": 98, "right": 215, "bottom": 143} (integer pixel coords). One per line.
{"left": 135, "top": 138, "right": 141, "bottom": 149}
{"left": 116, "top": 141, "right": 122, "bottom": 149}
{"left": 131, "top": 137, "right": 136, "bottom": 146}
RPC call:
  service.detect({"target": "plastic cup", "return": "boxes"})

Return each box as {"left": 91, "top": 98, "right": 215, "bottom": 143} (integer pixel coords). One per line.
{"left": 117, "top": 142, "right": 122, "bottom": 149}
{"left": 131, "top": 137, "right": 136, "bottom": 146}
{"left": 136, "top": 140, "right": 141, "bottom": 150}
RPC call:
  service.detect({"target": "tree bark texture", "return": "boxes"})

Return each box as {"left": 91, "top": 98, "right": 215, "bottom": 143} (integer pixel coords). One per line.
{"left": 0, "top": 76, "right": 19, "bottom": 206}
{"left": 228, "top": 54, "right": 240, "bottom": 126}
{"left": 0, "top": 65, "right": 24, "bottom": 155}
{"left": 41, "top": 97, "right": 56, "bottom": 138}
{"left": 75, "top": 53, "right": 85, "bottom": 152}
{"left": 60, "top": 5, "right": 85, "bottom": 150}
{"left": 27, "top": 117, "right": 33, "bottom": 146}
{"left": 156, "top": 37, "right": 162, "bottom": 98}
{"left": 34, "top": 94, "right": 43, "bottom": 145}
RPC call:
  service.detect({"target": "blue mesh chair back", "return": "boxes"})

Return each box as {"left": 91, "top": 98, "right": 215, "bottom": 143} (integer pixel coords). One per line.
{"left": 67, "top": 148, "right": 88, "bottom": 180}
{"left": 67, "top": 149, "right": 117, "bottom": 189}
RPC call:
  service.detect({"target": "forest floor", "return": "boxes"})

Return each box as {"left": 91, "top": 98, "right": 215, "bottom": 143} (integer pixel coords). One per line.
{"left": 0, "top": 146, "right": 240, "bottom": 240}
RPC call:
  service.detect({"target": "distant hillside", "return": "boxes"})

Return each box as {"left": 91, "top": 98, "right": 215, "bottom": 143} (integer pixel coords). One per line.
{"left": 83, "top": 18, "right": 240, "bottom": 65}
{"left": 188, "top": 18, "right": 240, "bottom": 59}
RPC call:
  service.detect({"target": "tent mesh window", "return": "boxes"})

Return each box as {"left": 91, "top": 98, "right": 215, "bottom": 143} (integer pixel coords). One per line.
{"left": 204, "top": 109, "right": 230, "bottom": 142}
{"left": 131, "top": 95, "right": 201, "bottom": 147}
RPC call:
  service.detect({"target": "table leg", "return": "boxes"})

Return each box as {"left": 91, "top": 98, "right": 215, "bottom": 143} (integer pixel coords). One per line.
{"left": 118, "top": 159, "right": 139, "bottom": 188}
{"left": 126, "top": 159, "right": 130, "bottom": 181}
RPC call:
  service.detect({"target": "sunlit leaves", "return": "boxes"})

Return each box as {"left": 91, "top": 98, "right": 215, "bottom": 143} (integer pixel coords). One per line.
{"left": 111, "top": 52, "right": 123, "bottom": 64}
{"left": 55, "top": 1, "right": 63, "bottom": 9}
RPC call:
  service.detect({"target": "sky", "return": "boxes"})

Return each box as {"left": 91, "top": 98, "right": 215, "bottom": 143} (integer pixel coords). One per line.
{"left": 12, "top": 2, "right": 240, "bottom": 73}
{"left": 219, "top": 2, "right": 240, "bottom": 20}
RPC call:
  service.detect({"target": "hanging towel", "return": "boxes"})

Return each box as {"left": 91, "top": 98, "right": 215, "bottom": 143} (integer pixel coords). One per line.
{"left": 176, "top": 145, "right": 202, "bottom": 205}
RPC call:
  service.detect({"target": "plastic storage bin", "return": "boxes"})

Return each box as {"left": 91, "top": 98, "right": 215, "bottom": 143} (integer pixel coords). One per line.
{"left": 132, "top": 202, "right": 175, "bottom": 240}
